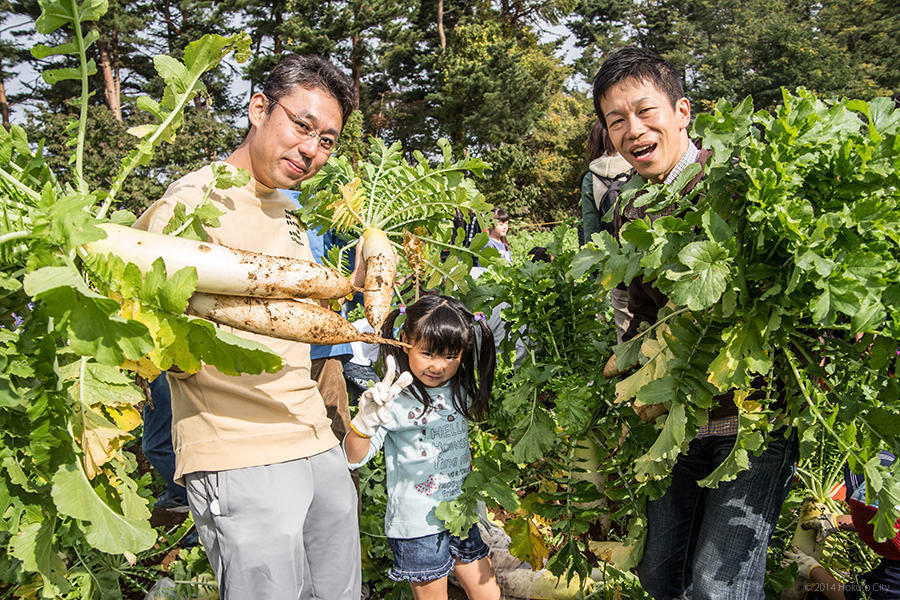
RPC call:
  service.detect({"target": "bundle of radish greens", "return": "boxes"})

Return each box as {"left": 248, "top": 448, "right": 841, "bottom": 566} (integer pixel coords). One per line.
{"left": 568, "top": 89, "right": 900, "bottom": 568}
{"left": 297, "top": 138, "right": 495, "bottom": 330}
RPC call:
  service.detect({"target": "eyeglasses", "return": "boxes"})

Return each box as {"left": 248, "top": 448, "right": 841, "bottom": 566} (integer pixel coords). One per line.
{"left": 265, "top": 94, "right": 339, "bottom": 154}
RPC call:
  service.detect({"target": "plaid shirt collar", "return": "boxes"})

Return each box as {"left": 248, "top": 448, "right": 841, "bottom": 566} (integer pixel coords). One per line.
{"left": 663, "top": 140, "right": 700, "bottom": 185}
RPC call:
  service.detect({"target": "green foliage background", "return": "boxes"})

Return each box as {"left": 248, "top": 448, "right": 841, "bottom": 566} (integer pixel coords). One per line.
{"left": 3, "top": 0, "right": 897, "bottom": 223}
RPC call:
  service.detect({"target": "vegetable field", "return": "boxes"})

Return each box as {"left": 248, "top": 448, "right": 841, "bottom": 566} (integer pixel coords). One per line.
{"left": 1, "top": 2, "right": 899, "bottom": 600}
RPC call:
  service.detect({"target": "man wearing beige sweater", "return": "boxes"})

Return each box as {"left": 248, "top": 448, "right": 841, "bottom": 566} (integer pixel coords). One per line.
{"left": 135, "top": 55, "right": 363, "bottom": 600}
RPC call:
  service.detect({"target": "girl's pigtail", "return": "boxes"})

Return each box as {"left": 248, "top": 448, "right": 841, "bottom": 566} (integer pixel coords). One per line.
{"left": 379, "top": 306, "right": 406, "bottom": 372}
{"left": 469, "top": 314, "right": 496, "bottom": 421}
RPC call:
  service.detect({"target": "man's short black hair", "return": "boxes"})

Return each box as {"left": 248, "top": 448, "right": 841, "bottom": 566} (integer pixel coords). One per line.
{"left": 592, "top": 48, "right": 685, "bottom": 127}
{"left": 262, "top": 54, "right": 358, "bottom": 126}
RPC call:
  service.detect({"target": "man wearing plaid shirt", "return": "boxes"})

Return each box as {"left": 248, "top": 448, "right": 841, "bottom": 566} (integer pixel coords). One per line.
{"left": 593, "top": 47, "right": 797, "bottom": 599}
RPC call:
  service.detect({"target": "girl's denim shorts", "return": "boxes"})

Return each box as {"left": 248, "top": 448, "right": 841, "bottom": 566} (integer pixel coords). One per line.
{"left": 387, "top": 525, "right": 489, "bottom": 582}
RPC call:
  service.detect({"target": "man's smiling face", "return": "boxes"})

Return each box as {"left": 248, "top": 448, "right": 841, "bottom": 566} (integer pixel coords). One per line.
{"left": 247, "top": 85, "right": 343, "bottom": 190}
{"left": 600, "top": 77, "right": 691, "bottom": 183}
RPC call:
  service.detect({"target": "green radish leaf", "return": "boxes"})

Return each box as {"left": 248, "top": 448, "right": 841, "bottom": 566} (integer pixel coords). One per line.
{"left": 859, "top": 97, "right": 900, "bottom": 134}
{"left": 153, "top": 55, "right": 190, "bottom": 88}
{"left": 35, "top": 0, "right": 108, "bottom": 34}
{"left": 163, "top": 200, "right": 225, "bottom": 241}
{"left": 635, "top": 375, "right": 675, "bottom": 406}
{"left": 51, "top": 462, "right": 157, "bottom": 554}
{"left": 506, "top": 516, "right": 550, "bottom": 570}
{"left": 634, "top": 402, "right": 687, "bottom": 482}
{"left": 59, "top": 361, "right": 143, "bottom": 407}
{"left": 8, "top": 519, "right": 68, "bottom": 595}
{"left": 700, "top": 208, "right": 733, "bottom": 247}
{"left": 24, "top": 266, "right": 154, "bottom": 365}
{"left": 850, "top": 293, "right": 886, "bottom": 333}
{"left": 78, "top": 0, "right": 108, "bottom": 21}
{"left": 511, "top": 405, "right": 557, "bottom": 463}
{"left": 463, "top": 452, "right": 520, "bottom": 512}
{"left": 862, "top": 460, "right": 900, "bottom": 543}
{"left": 434, "top": 494, "right": 480, "bottom": 538}
{"left": 666, "top": 241, "right": 732, "bottom": 310}
{"left": 126, "top": 124, "right": 155, "bottom": 139}
{"left": 868, "top": 336, "right": 898, "bottom": 371}
{"left": 136, "top": 96, "right": 163, "bottom": 118}
{"left": 707, "top": 317, "right": 771, "bottom": 391}
{"left": 863, "top": 407, "right": 900, "bottom": 439}
{"left": 613, "top": 335, "right": 642, "bottom": 373}
{"left": 32, "top": 34, "right": 95, "bottom": 59}
{"left": 182, "top": 316, "right": 283, "bottom": 376}
{"left": 698, "top": 411, "right": 767, "bottom": 488}
{"left": 43, "top": 62, "right": 96, "bottom": 84}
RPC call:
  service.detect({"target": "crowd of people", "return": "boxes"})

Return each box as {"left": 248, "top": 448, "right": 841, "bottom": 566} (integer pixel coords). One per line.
{"left": 136, "top": 47, "right": 898, "bottom": 600}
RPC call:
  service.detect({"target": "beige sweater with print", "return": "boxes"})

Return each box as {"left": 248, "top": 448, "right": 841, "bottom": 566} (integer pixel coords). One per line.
{"left": 133, "top": 164, "right": 338, "bottom": 481}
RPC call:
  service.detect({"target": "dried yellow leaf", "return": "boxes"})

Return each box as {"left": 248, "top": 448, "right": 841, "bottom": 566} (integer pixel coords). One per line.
{"left": 80, "top": 405, "right": 132, "bottom": 479}
{"left": 106, "top": 405, "right": 143, "bottom": 432}
{"left": 402, "top": 230, "right": 427, "bottom": 275}
{"left": 119, "top": 356, "right": 162, "bottom": 380}
{"left": 732, "top": 390, "right": 761, "bottom": 412}
{"left": 329, "top": 177, "right": 365, "bottom": 231}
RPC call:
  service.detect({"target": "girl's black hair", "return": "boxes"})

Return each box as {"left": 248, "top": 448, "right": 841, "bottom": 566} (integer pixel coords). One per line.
{"left": 380, "top": 295, "right": 495, "bottom": 422}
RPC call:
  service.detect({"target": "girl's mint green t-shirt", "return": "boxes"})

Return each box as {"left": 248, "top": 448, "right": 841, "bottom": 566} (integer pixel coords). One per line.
{"left": 345, "top": 384, "right": 472, "bottom": 539}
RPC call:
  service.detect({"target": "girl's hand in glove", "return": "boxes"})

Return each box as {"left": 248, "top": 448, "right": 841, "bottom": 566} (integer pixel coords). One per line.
{"left": 780, "top": 546, "right": 822, "bottom": 579}
{"left": 350, "top": 355, "right": 413, "bottom": 438}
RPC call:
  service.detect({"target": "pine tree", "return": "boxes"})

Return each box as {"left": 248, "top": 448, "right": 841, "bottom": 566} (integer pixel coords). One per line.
{"left": 567, "top": 0, "right": 632, "bottom": 80}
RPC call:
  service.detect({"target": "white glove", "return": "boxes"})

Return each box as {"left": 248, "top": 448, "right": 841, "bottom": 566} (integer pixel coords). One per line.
{"left": 801, "top": 512, "right": 841, "bottom": 543}
{"left": 350, "top": 355, "right": 413, "bottom": 438}
{"left": 781, "top": 546, "right": 821, "bottom": 579}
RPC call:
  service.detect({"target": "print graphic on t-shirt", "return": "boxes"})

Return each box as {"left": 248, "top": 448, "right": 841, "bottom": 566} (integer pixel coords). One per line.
{"left": 424, "top": 415, "right": 469, "bottom": 500}
{"left": 284, "top": 210, "right": 307, "bottom": 249}
{"left": 415, "top": 475, "right": 438, "bottom": 495}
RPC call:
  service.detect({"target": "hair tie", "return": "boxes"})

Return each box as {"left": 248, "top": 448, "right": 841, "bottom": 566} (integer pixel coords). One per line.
{"left": 474, "top": 311, "right": 486, "bottom": 323}
{"left": 399, "top": 305, "right": 406, "bottom": 314}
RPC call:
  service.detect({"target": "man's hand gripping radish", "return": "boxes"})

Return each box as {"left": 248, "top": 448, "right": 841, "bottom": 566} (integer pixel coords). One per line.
{"left": 350, "top": 355, "right": 414, "bottom": 438}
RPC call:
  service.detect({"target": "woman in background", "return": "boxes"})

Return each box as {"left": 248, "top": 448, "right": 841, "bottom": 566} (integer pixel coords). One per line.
{"left": 486, "top": 207, "right": 511, "bottom": 264}
{"left": 580, "top": 121, "right": 633, "bottom": 346}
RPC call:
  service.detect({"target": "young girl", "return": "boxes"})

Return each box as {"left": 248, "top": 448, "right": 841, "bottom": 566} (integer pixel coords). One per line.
{"left": 344, "top": 295, "right": 501, "bottom": 600}
{"left": 486, "top": 207, "right": 511, "bottom": 264}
